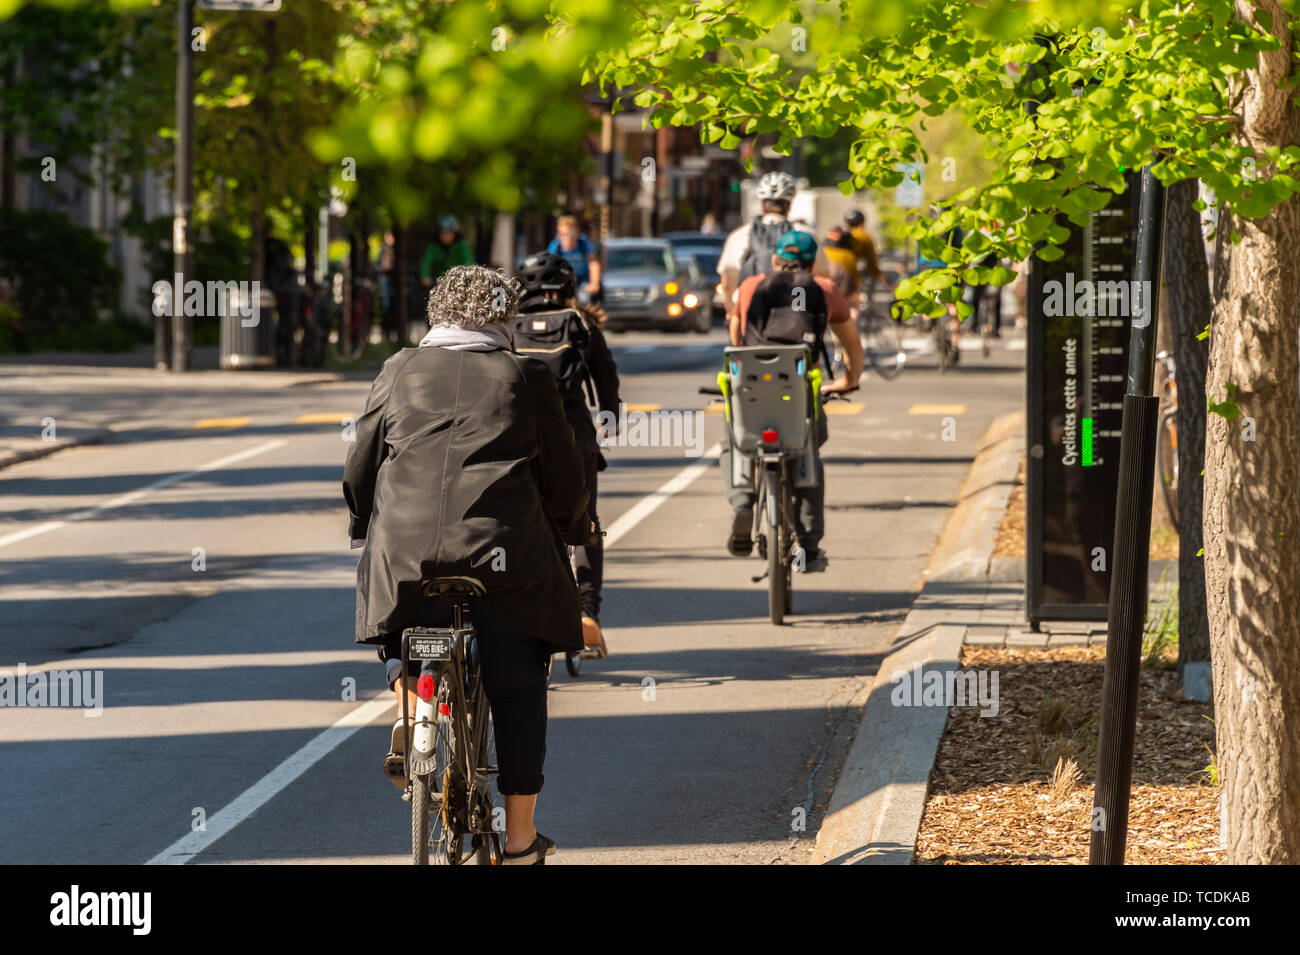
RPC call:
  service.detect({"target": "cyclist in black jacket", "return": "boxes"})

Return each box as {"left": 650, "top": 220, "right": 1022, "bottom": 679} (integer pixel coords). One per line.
{"left": 514, "top": 252, "right": 621, "bottom": 658}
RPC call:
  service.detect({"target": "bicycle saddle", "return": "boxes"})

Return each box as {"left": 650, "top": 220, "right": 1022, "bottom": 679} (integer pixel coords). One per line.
{"left": 421, "top": 576, "right": 487, "bottom": 598}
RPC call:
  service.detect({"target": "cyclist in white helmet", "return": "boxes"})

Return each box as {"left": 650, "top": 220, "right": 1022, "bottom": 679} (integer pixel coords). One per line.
{"left": 717, "top": 171, "right": 829, "bottom": 320}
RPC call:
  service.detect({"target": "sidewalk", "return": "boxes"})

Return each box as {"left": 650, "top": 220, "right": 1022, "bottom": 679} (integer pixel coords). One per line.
{"left": 812, "top": 409, "right": 1174, "bottom": 865}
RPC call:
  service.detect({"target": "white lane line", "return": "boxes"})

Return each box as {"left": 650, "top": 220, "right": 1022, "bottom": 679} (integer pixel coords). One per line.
{"left": 146, "top": 695, "right": 393, "bottom": 865}
{"left": 603, "top": 442, "right": 721, "bottom": 548}
{"left": 149, "top": 440, "right": 720, "bottom": 863}
{"left": 0, "top": 439, "right": 286, "bottom": 550}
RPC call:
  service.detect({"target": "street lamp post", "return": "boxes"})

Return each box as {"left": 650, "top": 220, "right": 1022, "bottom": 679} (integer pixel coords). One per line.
{"left": 171, "top": 0, "right": 194, "bottom": 373}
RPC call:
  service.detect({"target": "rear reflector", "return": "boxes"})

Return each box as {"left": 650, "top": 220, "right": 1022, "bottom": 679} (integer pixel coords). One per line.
{"left": 416, "top": 674, "right": 435, "bottom": 701}
{"left": 762, "top": 428, "right": 779, "bottom": 444}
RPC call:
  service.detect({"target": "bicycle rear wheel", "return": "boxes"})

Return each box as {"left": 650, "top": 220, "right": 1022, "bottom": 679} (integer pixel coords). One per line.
{"left": 411, "top": 676, "right": 458, "bottom": 865}
{"left": 863, "top": 308, "right": 906, "bottom": 380}
{"left": 765, "top": 469, "right": 785, "bottom": 625}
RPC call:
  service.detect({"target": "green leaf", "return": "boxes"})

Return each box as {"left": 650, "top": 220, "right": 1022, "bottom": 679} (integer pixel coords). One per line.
{"left": 1208, "top": 383, "right": 1241, "bottom": 419}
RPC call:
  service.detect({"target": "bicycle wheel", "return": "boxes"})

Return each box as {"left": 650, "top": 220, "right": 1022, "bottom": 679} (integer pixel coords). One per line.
{"left": 863, "top": 309, "right": 906, "bottom": 380}
{"left": 470, "top": 701, "right": 497, "bottom": 865}
{"left": 411, "top": 676, "right": 457, "bottom": 865}
{"left": 1158, "top": 408, "right": 1179, "bottom": 525}
{"left": 765, "top": 469, "right": 785, "bottom": 625}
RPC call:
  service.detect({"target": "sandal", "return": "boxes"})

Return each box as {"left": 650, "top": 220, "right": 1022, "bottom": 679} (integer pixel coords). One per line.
{"left": 383, "top": 717, "right": 409, "bottom": 791}
{"left": 579, "top": 616, "right": 608, "bottom": 659}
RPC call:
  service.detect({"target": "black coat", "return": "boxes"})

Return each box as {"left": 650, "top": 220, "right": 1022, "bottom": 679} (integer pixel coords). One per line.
{"left": 343, "top": 345, "right": 589, "bottom": 651}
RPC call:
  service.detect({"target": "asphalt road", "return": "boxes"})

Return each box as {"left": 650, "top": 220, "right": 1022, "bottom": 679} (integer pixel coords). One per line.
{"left": 0, "top": 326, "right": 1024, "bottom": 864}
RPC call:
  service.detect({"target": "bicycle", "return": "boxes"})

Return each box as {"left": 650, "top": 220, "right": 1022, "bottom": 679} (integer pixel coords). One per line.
{"left": 705, "top": 347, "right": 853, "bottom": 624}
{"left": 858, "top": 277, "right": 907, "bottom": 380}
{"left": 401, "top": 575, "right": 502, "bottom": 866}
{"left": 1156, "top": 350, "right": 1179, "bottom": 525}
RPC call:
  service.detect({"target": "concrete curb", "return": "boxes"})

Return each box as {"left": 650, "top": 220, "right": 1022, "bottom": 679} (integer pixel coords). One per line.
{"left": 0, "top": 428, "right": 112, "bottom": 472}
{"left": 812, "top": 411, "right": 1025, "bottom": 865}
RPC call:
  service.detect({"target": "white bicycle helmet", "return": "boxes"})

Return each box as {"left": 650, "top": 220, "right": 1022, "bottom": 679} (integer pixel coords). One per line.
{"left": 755, "top": 171, "right": 797, "bottom": 203}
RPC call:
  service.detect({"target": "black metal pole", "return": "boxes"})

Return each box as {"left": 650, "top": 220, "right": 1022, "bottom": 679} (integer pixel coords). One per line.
{"left": 1089, "top": 165, "right": 1166, "bottom": 864}
{"left": 172, "top": 1, "right": 194, "bottom": 373}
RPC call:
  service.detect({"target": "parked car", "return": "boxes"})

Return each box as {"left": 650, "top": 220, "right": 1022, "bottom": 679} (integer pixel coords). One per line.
{"left": 662, "top": 231, "right": 726, "bottom": 319}
{"left": 600, "top": 238, "right": 711, "bottom": 333}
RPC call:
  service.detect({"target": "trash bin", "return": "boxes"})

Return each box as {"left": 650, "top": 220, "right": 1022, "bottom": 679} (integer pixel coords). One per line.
{"left": 220, "top": 286, "right": 277, "bottom": 369}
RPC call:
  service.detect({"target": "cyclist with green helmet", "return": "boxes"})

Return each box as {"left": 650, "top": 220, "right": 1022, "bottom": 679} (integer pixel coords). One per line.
{"left": 720, "top": 230, "right": 863, "bottom": 573}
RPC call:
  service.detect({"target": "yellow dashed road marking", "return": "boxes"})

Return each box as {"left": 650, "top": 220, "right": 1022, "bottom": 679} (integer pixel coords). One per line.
{"left": 908, "top": 403, "right": 966, "bottom": 416}
{"left": 193, "top": 417, "right": 251, "bottom": 430}
{"left": 296, "top": 412, "right": 354, "bottom": 425}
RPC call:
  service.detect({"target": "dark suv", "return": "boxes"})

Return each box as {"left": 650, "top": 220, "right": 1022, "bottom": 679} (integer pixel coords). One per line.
{"left": 600, "top": 238, "right": 711, "bottom": 333}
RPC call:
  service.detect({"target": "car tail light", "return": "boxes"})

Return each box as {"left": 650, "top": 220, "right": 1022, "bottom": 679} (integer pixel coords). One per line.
{"left": 416, "top": 673, "right": 436, "bottom": 701}
{"left": 664, "top": 281, "right": 679, "bottom": 295}
{"left": 762, "top": 428, "right": 779, "bottom": 444}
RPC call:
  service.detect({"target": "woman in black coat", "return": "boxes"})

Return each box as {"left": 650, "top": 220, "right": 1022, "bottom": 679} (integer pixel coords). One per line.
{"left": 343, "top": 265, "right": 588, "bottom": 865}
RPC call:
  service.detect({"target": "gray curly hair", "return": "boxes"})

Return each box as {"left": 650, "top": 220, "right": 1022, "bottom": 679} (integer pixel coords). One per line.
{"left": 425, "top": 265, "right": 521, "bottom": 328}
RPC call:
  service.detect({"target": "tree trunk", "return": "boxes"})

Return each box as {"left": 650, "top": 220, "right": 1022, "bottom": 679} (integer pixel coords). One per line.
{"left": 1205, "top": 1, "right": 1300, "bottom": 863}
{"left": 1164, "top": 179, "right": 1211, "bottom": 670}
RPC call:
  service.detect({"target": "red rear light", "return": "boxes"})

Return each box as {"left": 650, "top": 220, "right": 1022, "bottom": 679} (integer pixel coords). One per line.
{"left": 438, "top": 702, "right": 451, "bottom": 716}
{"left": 416, "top": 674, "right": 435, "bottom": 701}
{"left": 762, "top": 428, "right": 779, "bottom": 444}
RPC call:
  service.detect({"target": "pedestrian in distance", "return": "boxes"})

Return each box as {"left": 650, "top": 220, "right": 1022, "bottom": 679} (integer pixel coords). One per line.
{"left": 546, "top": 214, "right": 603, "bottom": 306}
{"left": 419, "top": 215, "right": 474, "bottom": 290}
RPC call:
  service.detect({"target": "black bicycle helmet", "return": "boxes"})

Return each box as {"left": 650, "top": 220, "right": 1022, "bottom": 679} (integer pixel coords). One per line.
{"left": 516, "top": 252, "right": 577, "bottom": 298}
{"left": 844, "top": 208, "right": 865, "bottom": 227}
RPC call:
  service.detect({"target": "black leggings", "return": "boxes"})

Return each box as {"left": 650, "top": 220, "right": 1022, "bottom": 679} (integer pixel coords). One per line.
{"left": 378, "top": 598, "right": 551, "bottom": 796}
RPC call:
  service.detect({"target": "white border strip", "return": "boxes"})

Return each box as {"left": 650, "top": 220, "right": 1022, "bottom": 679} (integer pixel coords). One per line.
{"left": 147, "top": 696, "right": 393, "bottom": 864}
{"left": 602, "top": 442, "right": 721, "bottom": 548}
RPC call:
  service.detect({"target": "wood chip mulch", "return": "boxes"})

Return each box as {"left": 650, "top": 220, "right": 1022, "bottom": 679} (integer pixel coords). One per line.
{"left": 991, "top": 456, "right": 1026, "bottom": 558}
{"left": 915, "top": 645, "right": 1220, "bottom": 864}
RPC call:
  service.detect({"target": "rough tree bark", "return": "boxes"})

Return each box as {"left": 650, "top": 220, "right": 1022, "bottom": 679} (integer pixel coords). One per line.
{"left": 1164, "top": 179, "right": 1211, "bottom": 669}
{"left": 1205, "top": 0, "right": 1300, "bottom": 863}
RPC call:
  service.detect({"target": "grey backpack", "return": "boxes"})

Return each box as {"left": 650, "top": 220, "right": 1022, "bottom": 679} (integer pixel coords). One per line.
{"left": 738, "top": 217, "right": 792, "bottom": 282}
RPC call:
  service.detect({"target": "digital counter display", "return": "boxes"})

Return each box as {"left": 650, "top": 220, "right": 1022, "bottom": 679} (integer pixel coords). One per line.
{"left": 1026, "top": 176, "right": 1139, "bottom": 623}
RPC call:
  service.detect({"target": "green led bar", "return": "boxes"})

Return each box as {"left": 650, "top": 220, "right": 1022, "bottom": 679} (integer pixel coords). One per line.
{"left": 1082, "top": 416, "right": 1094, "bottom": 467}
